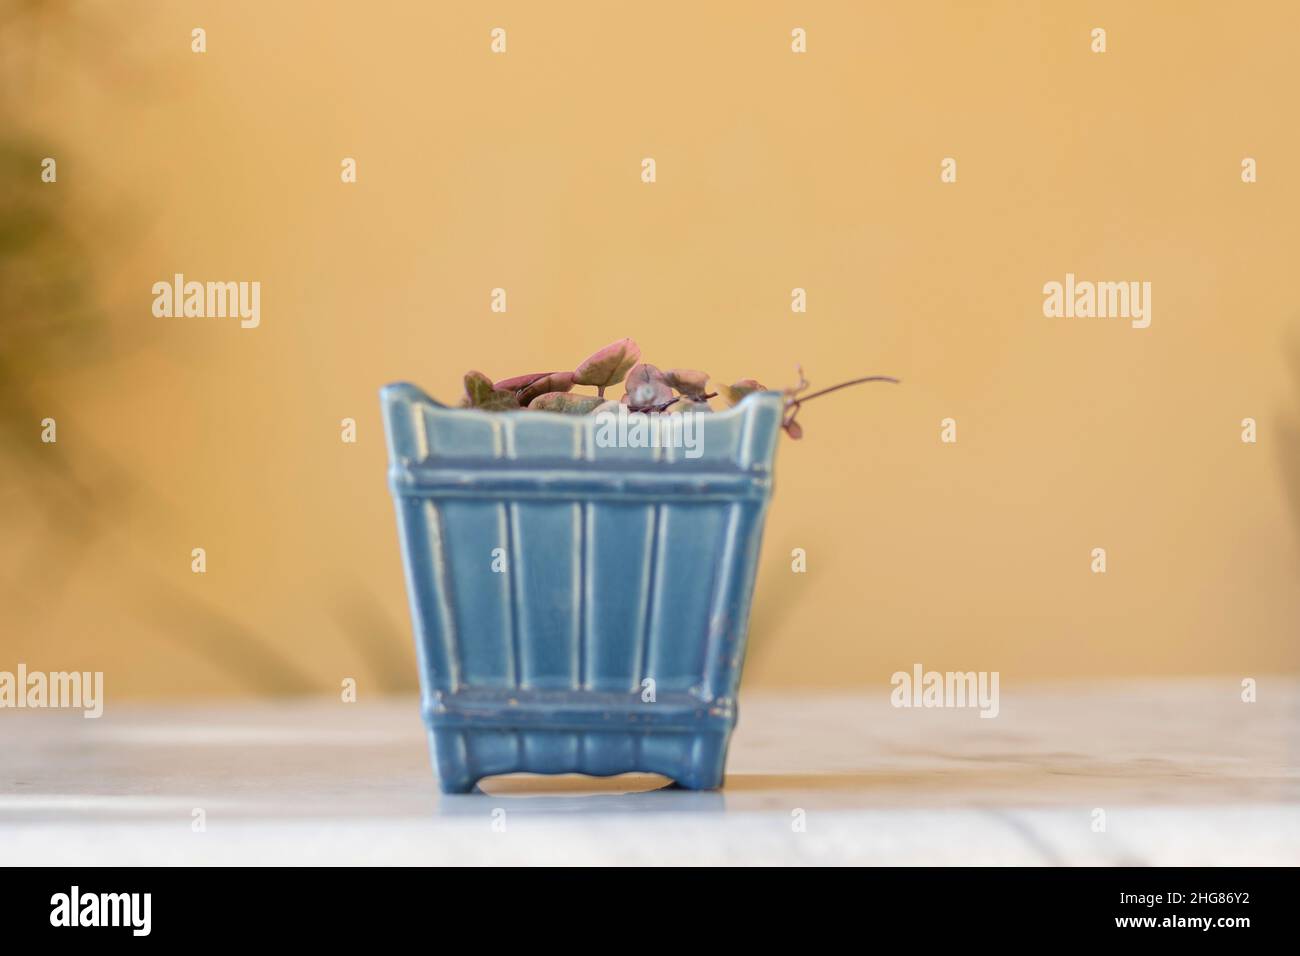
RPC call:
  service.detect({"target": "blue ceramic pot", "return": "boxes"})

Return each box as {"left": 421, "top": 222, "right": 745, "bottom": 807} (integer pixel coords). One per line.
{"left": 380, "top": 383, "right": 783, "bottom": 792}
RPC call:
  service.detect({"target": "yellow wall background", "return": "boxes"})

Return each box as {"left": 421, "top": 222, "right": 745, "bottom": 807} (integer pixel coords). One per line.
{"left": 3, "top": 1, "right": 1298, "bottom": 698}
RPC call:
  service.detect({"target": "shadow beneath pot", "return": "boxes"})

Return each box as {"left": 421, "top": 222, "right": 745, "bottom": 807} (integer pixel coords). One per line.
{"left": 436, "top": 772, "right": 727, "bottom": 816}
{"left": 476, "top": 772, "right": 674, "bottom": 795}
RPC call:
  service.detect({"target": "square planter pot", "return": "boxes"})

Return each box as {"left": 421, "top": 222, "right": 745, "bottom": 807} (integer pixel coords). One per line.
{"left": 380, "top": 383, "right": 783, "bottom": 792}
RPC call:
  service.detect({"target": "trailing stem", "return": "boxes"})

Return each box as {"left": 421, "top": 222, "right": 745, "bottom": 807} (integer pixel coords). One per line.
{"left": 780, "top": 367, "right": 900, "bottom": 438}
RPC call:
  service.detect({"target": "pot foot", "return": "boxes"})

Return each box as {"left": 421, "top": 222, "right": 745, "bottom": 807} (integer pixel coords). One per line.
{"left": 427, "top": 726, "right": 729, "bottom": 794}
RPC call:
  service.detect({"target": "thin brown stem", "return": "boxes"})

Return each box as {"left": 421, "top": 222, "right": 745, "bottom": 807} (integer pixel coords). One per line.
{"left": 784, "top": 375, "right": 899, "bottom": 409}
{"left": 628, "top": 391, "right": 718, "bottom": 414}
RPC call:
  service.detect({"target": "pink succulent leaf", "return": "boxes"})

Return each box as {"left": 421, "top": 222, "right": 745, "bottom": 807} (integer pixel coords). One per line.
{"left": 572, "top": 338, "right": 641, "bottom": 389}
{"left": 516, "top": 371, "right": 576, "bottom": 405}
{"left": 494, "top": 372, "right": 551, "bottom": 392}
{"left": 623, "top": 363, "right": 673, "bottom": 407}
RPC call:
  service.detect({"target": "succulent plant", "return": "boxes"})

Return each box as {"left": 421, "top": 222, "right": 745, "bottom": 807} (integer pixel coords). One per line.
{"left": 458, "top": 337, "right": 898, "bottom": 438}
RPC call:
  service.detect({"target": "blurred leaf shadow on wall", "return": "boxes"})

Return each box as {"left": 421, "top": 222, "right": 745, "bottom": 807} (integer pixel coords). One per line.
{"left": 330, "top": 585, "right": 418, "bottom": 694}
{"left": 0, "top": 128, "right": 324, "bottom": 692}
{"left": 745, "top": 564, "right": 800, "bottom": 674}
{"left": 1274, "top": 332, "right": 1300, "bottom": 761}
{"left": 0, "top": 4, "right": 402, "bottom": 696}
{"left": 1277, "top": 331, "right": 1300, "bottom": 550}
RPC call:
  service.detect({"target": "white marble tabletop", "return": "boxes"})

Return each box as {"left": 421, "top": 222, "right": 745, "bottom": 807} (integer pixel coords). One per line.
{"left": 2, "top": 680, "right": 1296, "bottom": 865}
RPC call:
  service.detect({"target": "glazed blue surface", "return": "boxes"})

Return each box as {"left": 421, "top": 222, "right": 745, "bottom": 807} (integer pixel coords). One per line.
{"left": 380, "top": 383, "right": 782, "bottom": 792}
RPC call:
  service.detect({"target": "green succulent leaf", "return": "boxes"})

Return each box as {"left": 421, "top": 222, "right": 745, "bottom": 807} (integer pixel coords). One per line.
{"left": 463, "top": 370, "right": 520, "bottom": 410}
{"left": 528, "top": 392, "right": 607, "bottom": 415}
{"left": 721, "top": 379, "right": 766, "bottom": 406}
{"left": 573, "top": 337, "right": 641, "bottom": 391}
{"left": 464, "top": 370, "right": 495, "bottom": 404}
{"left": 481, "top": 393, "right": 522, "bottom": 411}
{"left": 674, "top": 396, "right": 712, "bottom": 413}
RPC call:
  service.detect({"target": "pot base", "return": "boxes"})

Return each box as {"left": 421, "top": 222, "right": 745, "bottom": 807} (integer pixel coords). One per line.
{"left": 428, "top": 727, "right": 729, "bottom": 793}
{"left": 423, "top": 689, "right": 734, "bottom": 792}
